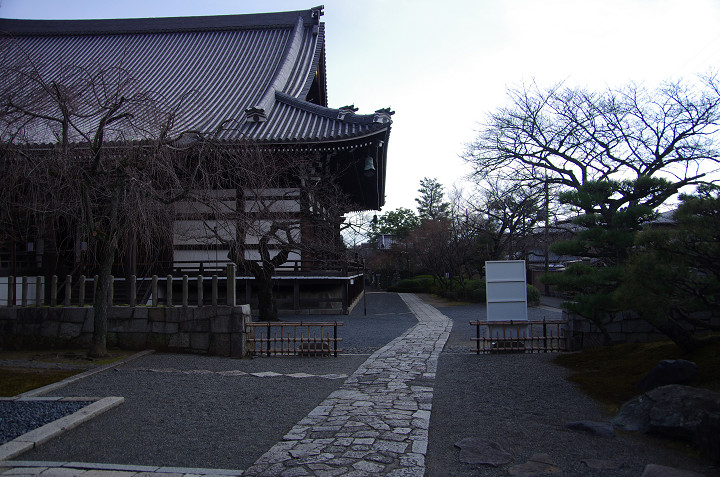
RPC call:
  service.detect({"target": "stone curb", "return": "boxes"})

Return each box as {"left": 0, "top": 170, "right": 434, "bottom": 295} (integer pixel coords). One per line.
{"left": 17, "top": 349, "right": 155, "bottom": 398}
{"left": 0, "top": 460, "right": 244, "bottom": 476}
{"left": 0, "top": 397, "right": 124, "bottom": 461}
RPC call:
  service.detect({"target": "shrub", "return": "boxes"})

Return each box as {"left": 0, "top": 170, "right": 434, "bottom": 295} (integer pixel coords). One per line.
{"left": 388, "top": 275, "right": 435, "bottom": 293}
{"left": 526, "top": 284, "right": 541, "bottom": 306}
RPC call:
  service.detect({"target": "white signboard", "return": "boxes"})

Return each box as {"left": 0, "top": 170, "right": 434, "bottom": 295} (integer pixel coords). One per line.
{"left": 486, "top": 260, "right": 528, "bottom": 324}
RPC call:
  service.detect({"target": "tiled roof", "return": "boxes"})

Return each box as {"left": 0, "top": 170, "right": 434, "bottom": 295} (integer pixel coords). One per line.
{"left": 0, "top": 6, "right": 392, "bottom": 146}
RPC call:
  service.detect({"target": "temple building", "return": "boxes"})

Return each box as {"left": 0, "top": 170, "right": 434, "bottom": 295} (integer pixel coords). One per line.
{"left": 0, "top": 6, "right": 392, "bottom": 313}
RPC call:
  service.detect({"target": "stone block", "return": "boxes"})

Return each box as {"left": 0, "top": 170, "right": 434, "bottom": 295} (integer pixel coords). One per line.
{"left": 148, "top": 307, "right": 167, "bottom": 322}
{"left": 40, "top": 320, "right": 60, "bottom": 338}
{"left": 58, "top": 308, "right": 87, "bottom": 323}
{"left": 58, "top": 322, "right": 82, "bottom": 340}
{"left": 181, "top": 318, "right": 210, "bottom": 332}
{"left": 168, "top": 333, "right": 190, "bottom": 349}
{"left": 109, "top": 318, "right": 132, "bottom": 333}
{"left": 129, "top": 307, "right": 148, "bottom": 320}
{"left": 190, "top": 332, "right": 210, "bottom": 351}
{"left": 19, "top": 307, "right": 46, "bottom": 324}
{"left": 230, "top": 332, "right": 248, "bottom": 358}
{"left": 81, "top": 315, "right": 94, "bottom": 333}
{"left": 210, "top": 333, "right": 231, "bottom": 356}
{"left": 131, "top": 319, "right": 150, "bottom": 333}
{"left": 147, "top": 332, "right": 168, "bottom": 350}
{"left": 151, "top": 321, "right": 166, "bottom": 334}
{"left": 164, "top": 322, "right": 179, "bottom": 334}
{"left": 210, "top": 315, "right": 230, "bottom": 333}
{"left": 0, "top": 307, "right": 17, "bottom": 320}
{"left": 116, "top": 332, "right": 147, "bottom": 350}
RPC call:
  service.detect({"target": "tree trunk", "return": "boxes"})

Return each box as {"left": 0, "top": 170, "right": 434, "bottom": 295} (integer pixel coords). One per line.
{"left": 88, "top": 186, "right": 121, "bottom": 358}
{"left": 643, "top": 313, "right": 702, "bottom": 354}
{"left": 89, "top": 236, "right": 115, "bottom": 357}
{"left": 256, "top": 271, "right": 278, "bottom": 321}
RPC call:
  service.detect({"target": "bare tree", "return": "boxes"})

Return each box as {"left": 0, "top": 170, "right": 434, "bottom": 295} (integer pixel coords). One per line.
{"left": 464, "top": 77, "right": 720, "bottom": 215}
{"left": 462, "top": 179, "right": 543, "bottom": 260}
{"left": 0, "top": 40, "right": 192, "bottom": 356}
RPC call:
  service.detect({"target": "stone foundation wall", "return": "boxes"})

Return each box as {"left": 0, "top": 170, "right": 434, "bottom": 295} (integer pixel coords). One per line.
{"left": 567, "top": 310, "right": 720, "bottom": 349}
{"left": 0, "top": 304, "right": 251, "bottom": 357}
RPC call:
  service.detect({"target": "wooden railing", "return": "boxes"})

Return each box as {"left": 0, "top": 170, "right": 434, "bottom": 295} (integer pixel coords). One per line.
{"left": 0, "top": 265, "right": 240, "bottom": 307}
{"left": 246, "top": 321, "right": 343, "bottom": 357}
{"left": 469, "top": 319, "right": 568, "bottom": 354}
{"left": 167, "top": 258, "right": 364, "bottom": 277}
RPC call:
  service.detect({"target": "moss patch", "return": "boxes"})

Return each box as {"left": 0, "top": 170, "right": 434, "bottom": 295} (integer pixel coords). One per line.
{"left": 554, "top": 338, "right": 720, "bottom": 413}
{"left": 0, "top": 367, "right": 82, "bottom": 397}
{"left": 0, "top": 348, "right": 136, "bottom": 397}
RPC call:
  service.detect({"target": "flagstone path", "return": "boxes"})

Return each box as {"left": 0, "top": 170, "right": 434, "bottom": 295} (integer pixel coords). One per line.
{"left": 243, "top": 293, "right": 453, "bottom": 476}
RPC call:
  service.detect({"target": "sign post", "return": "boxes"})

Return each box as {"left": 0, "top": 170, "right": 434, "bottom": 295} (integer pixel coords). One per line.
{"left": 485, "top": 260, "right": 528, "bottom": 350}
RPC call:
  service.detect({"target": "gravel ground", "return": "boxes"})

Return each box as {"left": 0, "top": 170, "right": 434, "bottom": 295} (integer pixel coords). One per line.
{"left": 427, "top": 302, "right": 718, "bottom": 476}
{"left": 12, "top": 292, "right": 414, "bottom": 469}
{"left": 281, "top": 291, "right": 418, "bottom": 354}
{"left": 0, "top": 400, "right": 91, "bottom": 444}
{"left": 6, "top": 293, "right": 718, "bottom": 475}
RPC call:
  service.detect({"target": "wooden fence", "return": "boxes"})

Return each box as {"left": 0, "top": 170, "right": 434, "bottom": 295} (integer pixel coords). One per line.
{"left": 246, "top": 321, "right": 343, "bottom": 357}
{"left": 469, "top": 319, "right": 568, "bottom": 354}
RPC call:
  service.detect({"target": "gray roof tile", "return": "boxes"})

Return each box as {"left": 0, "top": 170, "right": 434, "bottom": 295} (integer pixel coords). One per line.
{"left": 0, "top": 6, "right": 391, "bottom": 146}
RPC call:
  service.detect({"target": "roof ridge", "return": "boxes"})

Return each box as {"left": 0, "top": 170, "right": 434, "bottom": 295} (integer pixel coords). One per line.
{"left": 0, "top": 8, "right": 319, "bottom": 36}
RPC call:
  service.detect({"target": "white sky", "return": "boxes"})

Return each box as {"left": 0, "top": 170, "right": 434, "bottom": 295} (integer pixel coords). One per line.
{"left": 2, "top": 0, "right": 720, "bottom": 213}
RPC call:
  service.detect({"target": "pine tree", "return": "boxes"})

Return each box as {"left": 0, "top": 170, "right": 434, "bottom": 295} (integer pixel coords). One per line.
{"left": 415, "top": 177, "right": 450, "bottom": 221}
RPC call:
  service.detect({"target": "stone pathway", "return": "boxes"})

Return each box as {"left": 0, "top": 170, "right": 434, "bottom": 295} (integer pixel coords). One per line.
{"left": 243, "top": 293, "right": 453, "bottom": 476}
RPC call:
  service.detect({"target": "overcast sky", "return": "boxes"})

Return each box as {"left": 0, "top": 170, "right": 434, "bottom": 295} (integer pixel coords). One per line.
{"left": 2, "top": 0, "right": 720, "bottom": 213}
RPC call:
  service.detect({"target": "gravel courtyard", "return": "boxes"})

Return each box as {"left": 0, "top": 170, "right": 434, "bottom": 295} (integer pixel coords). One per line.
{"left": 7, "top": 292, "right": 718, "bottom": 476}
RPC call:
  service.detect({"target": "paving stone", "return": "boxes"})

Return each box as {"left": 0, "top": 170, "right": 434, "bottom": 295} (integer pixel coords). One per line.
{"left": 352, "top": 460, "right": 386, "bottom": 473}
{"left": 508, "top": 453, "right": 562, "bottom": 476}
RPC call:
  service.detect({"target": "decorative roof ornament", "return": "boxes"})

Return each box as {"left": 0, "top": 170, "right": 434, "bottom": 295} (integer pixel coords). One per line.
{"left": 311, "top": 6, "right": 324, "bottom": 23}
{"left": 245, "top": 107, "right": 267, "bottom": 123}
{"left": 373, "top": 108, "right": 395, "bottom": 124}
{"left": 337, "top": 105, "right": 358, "bottom": 120}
